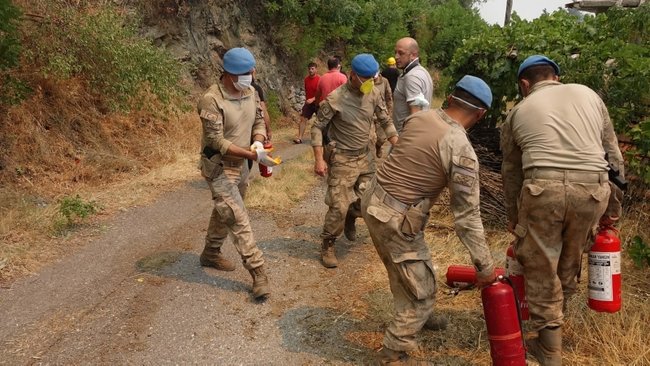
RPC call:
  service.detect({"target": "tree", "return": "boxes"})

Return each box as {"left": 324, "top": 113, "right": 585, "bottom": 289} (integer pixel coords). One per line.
{"left": 447, "top": 6, "right": 650, "bottom": 182}
{"left": 0, "top": 0, "right": 22, "bottom": 70}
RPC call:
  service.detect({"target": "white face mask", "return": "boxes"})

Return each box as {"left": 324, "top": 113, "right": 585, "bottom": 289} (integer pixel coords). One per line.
{"left": 232, "top": 74, "right": 253, "bottom": 91}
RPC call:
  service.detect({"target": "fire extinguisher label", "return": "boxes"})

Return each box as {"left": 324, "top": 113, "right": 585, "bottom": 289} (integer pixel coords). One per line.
{"left": 588, "top": 251, "right": 621, "bottom": 301}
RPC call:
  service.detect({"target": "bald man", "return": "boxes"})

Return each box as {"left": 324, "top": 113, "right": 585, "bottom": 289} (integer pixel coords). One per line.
{"left": 393, "top": 37, "right": 434, "bottom": 132}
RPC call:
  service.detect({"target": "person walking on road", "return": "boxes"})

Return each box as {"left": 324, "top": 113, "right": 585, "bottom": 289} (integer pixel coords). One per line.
{"left": 392, "top": 37, "right": 434, "bottom": 133}
{"left": 311, "top": 54, "right": 398, "bottom": 269}
{"left": 196, "top": 47, "right": 281, "bottom": 300}
{"left": 295, "top": 62, "right": 320, "bottom": 144}
{"left": 361, "top": 75, "right": 497, "bottom": 365}
{"left": 500, "top": 55, "right": 625, "bottom": 365}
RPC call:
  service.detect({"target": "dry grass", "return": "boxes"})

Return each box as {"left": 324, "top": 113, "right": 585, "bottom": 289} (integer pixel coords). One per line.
{"left": 336, "top": 193, "right": 650, "bottom": 365}
{"left": 245, "top": 149, "right": 317, "bottom": 211}
{"left": 0, "top": 74, "right": 201, "bottom": 282}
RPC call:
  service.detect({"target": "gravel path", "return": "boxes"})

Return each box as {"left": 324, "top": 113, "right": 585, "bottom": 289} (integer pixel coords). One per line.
{"left": 0, "top": 142, "right": 387, "bottom": 365}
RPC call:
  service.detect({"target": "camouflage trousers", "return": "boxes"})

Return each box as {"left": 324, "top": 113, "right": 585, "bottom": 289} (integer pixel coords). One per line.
{"left": 321, "top": 148, "right": 374, "bottom": 240}
{"left": 204, "top": 162, "right": 264, "bottom": 270}
{"left": 361, "top": 179, "right": 436, "bottom": 352}
{"left": 513, "top": 169, "right": 610, "bottom": 331}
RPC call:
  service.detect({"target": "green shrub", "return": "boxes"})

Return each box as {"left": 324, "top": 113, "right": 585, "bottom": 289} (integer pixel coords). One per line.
{"left": 58, "top": 195, "right": 99, "bottom": 226}
{"left": 447, "top": 6, "right": 650, "bottom": 182}
{"left": 265, "top": 90, "right": 282, "bottom": 124}
{"left": 0, "top": 0, "right": 21, "bottom": 71}
{"left": 29, "top": 5, "right": 184, "bottom": 111}
{"left": 629, "top": 236, "right": 650, "bottom": 268}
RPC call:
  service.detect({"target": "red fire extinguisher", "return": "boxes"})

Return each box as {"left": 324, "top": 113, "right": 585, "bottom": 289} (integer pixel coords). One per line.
{"left": 445, "top": 265, "right": 505, "bottom": 288}
{"left": 506, "top": 244, "right": 529, "bottom": 320}
{"left": 588, "top": 225, "right": 622, "bottom": 313}
{"left": 481, "top": 276, "right": 527, "bottom": 366}
{"left": 259, "top": 141, "right": 273, "bottom": 178}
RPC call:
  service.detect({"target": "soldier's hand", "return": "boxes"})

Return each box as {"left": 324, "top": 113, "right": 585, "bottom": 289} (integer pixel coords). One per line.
{"left": 259, "top": 155, "right": 281, "bottom": 167}
{"left": 507, "top": 221, "right": 516, "bottom": 235}
{"left": 476, "top": 268, "right": 497, "bottom": 288}
{"left": 251, "top": 146, "right": 282, "bottom": 166}
{"left": 250, "top": 141, "right": 264, "bottom": 151}
{"left": 314, "top": 159, "right": 328, "bottom": 177}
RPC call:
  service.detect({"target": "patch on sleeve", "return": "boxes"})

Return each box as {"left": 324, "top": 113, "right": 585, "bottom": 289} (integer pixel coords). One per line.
{"left": 451, "top": 155, "right": 477, "bottom": 194}
{"left": 317, "top": 103, "right": 334, "bottom": 120}
{"left": 200, "top": 109, "right": 220, "bottom": 122}
{"left": 458, "top": 156, "right": 476, "bottom": 170}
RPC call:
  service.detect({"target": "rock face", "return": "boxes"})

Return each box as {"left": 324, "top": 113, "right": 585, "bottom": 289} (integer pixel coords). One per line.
{"left": 136, "top": 0, "right": 304, "bottom": 112}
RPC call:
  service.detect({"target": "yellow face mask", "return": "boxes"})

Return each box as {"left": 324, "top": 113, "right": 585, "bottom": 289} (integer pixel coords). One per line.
{"left": 357, "top": 74, "right": 374, "bottom": 95}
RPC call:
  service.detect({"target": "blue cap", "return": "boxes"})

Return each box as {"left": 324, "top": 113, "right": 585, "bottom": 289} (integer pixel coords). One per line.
{"left": 455, "top": 75, "right": 492, "bottom": 108}
{"left": 223, "top": 47, "right": 256, "bottom": 74}
{"left": 517, "top": 55, "right": 560, "bottom": 78}
{"left": 351, "top": 54, "right": 379, "bottom": 78}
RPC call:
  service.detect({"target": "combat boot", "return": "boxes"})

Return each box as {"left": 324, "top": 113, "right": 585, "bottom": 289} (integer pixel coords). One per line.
{"left": 423, "top": 314, "right": 448, "bottom": 331}
{"left": 321, "top": 238, "right": 338, "bottom": 268}
{"left": 375, "top": 347, "right": 434, "bottom": 365}
{"left": 526, "top": 326, "right": 562, "bottom": 366}
{"left": 199, "top": 248, "right": 236, "bottom": 271}
{"left": 248, "top": 265, "right": 270, "bottom": 299}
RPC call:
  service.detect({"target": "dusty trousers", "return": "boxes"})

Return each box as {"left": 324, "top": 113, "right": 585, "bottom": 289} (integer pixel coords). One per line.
{"left": 204, "top": 163, "right": 264, "bottom": 270}
{"left": 361, "top": 181, "right": 436, "bottom": 351}
{"left": 321, "top": 150, "right": 373, "bottom": 240}
{"left": 513, "top": 171, "right": 610, "bottom": 331}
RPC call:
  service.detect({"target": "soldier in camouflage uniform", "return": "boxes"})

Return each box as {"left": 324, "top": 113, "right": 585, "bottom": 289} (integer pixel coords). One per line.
{"left": 501, "top": 55, "right": 624, "bottom": 366}
{"left": 311, "top": 54, "right": 399, "bottom": 268}
{"left": 362, "top": 76, "right": 497, "bottom": 365}
{"left": 197, "top": 47, "right": 280, "bottom": 300}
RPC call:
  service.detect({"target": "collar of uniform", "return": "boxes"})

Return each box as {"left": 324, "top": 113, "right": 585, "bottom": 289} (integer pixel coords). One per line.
{"left": 401, "top": 59, "right": 420, "bottom": 76}
{"left": 528, "top": 79, "right": 561, "bottom": 96}
{"left": 345, "top": 80, "right": 364, "bottom": 96}
{"left": 436, "top": 108, "right": 465, "bottom": 133}
{"left": 217, "top": 79, "right": 255, "bottom": 101}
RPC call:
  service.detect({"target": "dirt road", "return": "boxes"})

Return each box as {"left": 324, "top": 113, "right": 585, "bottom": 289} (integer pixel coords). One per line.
{"left": 0, "top": 142, "right": 397, "bottom": 365}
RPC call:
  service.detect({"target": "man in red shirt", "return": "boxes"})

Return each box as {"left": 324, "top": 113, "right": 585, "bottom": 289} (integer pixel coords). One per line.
{"left": 315, "top": 56, "right": 348, "bottom": 104}
{"left": 295, "top": 62, "right": 320, "bottom": 144}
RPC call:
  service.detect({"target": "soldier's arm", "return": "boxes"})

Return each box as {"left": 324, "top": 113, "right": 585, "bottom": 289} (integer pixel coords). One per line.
{"left": 500, "top": 111, "right": 524, "bottom": 226}
{"left": 600, "top": 100, "right": 625, "bottom": 221}
{"left": 441, "top": 133, "right": 495, "bottom": 281}
{"left": 600, "top": 101, "right": 624, "bottom": 176}
{"left": 198, "top": 96, "right": 234, "bottom": 156}
{"left": 375, "top": 97, "right": 398, "bottom": 142}
{"left": 311, "top": 101, "right": 335, "bottom": 176}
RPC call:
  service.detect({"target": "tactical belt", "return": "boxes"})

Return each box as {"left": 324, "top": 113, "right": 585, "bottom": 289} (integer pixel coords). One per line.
{"left": 524, "top": 168, "right": 607, "bottom": 183}
{"left": 371, "top": 180, "right": 409, "bottom": 213}
{"left": 202, "top": 146, "right": 243, "bottom": 168}
{"left": 336, "top": 145, "right": 369, "bottom": 157}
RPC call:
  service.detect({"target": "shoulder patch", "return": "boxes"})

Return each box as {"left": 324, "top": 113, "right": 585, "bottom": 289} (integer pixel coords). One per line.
{"left": 319, "top": 103, "right": 333, "bottom": 118}
{"left": 458, "top": 156, "right": 476, "bottom": 170}
{"left": 451, "top": 155, "right": 477, "bottom": 194}
{"left": 200, "top": 109, "right": 220, "bottom": 122}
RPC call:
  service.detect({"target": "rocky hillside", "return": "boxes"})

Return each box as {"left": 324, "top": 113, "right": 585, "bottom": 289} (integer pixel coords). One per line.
{"left": 137, "top": 0, "right": 305, "bottom": 111}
